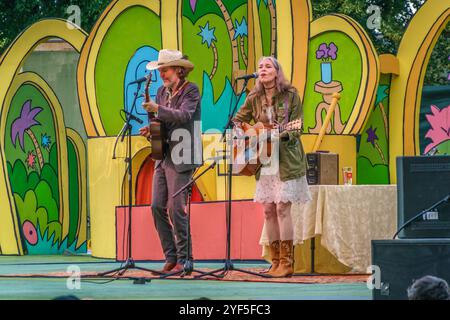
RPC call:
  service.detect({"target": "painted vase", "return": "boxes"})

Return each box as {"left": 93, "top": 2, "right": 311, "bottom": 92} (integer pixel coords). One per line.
{"left": 321, "top": 62, "right": 332, "bottom": 84}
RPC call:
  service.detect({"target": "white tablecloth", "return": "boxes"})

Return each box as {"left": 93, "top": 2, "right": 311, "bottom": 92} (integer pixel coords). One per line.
{"left": 261, "top": 185, "right": 398, "bottom": 273}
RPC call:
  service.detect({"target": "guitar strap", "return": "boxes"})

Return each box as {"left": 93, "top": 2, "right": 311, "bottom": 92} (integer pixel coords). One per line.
{"left": 283, "top": 94, "right": 290, "bottom": 127}
{"left": 167, "top": 80, "right": 189, "bottom": 108}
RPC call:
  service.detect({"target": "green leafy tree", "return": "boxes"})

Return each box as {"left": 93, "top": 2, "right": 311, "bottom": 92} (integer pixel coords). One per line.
{"left": 312, "top": 0, "right": 448, "bottom": 85}
{"left": 1, "top": 0, "right": 447, "bottom": 84}
{"left": 0, "top": 0, "right": 111, "bottom": 54}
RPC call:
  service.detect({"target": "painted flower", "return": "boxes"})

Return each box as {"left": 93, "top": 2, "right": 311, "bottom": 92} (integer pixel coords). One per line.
{"left": 26, "top": 151, "right": 36, "bottom": 169}
{"left": 41, "top": 133, "right": 52, "bottom": 151}
{"left": 316, "top": 42, "right": 338, "bottom": 61}
{"left": 328, "top": 42, "right": 338, "bottom": 60}
{"left": 23, "top": 220, "right": 38, "bottom": 245}
{"left": 424, "top": 105, "right": 450, "bottom": 154}
{"left": 316, "top": 43, "right": 329, "bottom": 59}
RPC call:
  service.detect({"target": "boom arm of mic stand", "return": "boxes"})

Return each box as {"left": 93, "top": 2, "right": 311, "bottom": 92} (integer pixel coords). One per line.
{"left": 121, "top": 81, "right": 142, "bottom": 143}
{"left": 393, "top": 194, "right": 450, "bottom": 239}
{"left": 113, "top": 79, "right": 143, "bottom": 159}
{"left": 221, "top": 78, "right": 249, "bottom": 143}
{"left": 112, "top": 122, "right": 129, "bottom": 159}
{"left": 173, "top": 160, "right": 218, "bottom": 198}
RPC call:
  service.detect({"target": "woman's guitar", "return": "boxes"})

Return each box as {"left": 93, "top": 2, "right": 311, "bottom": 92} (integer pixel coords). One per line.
{"left": 144, "top": 76, "right": 166, "bottom": 160}
{"left": 232, "top": 120, "right": 302, "bottom": 176}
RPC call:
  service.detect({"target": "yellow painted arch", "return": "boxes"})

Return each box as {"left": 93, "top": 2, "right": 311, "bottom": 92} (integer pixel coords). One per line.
{"left": 379, "top": 54, "right": 399, "bottom": 75}
{"left": 1, "top": 72, "right": 72, "bottom": 253}
{"left": 77, "top": 0, "right": 164, "bottom": 137}
{"left": 120, "top": 138, "right": 217, "bottom": 205}
{"left": 161, "top": 0, "right": 182, "bottom": 50}
{"left": 276, "top": 0, "right": 311, "bottom": 101}
{"left": 246, "top": 0, "right": 261, "bottom": 87}
{"left": 0, "top": 20, "right": 86, "bottom": 254}
{"left": 121, "top": 146, "right": 152, "bottom": 206}
{"left": 66, "top": 128, "right": 88, "bottom": 249}
{"left": 291, "top": 0, "right": 311, "bottom": 101}
{"left": 310, "top": 14, "right": 379, "bottom": 135}
{"left": 389, "top": 0, "right": 450, "bottom": 182}
{"left": 0, "top": 19, "right": 86, "bottom": 118}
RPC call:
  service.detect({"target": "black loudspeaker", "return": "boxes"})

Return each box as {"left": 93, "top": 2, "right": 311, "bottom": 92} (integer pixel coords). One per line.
{"left": 396, "top": 156, "right": 450, "bottom": 238}
{"left": 372, "top": 239, "right": 450, "bottom": 300}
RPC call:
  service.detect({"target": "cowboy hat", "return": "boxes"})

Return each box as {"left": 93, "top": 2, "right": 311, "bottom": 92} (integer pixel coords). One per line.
{"left": 146, "top": 49, "right": 194, "bottom": 71}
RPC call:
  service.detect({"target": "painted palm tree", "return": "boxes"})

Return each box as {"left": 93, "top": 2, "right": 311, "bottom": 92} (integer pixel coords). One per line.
{"left": 367, "top": 126, "right": 387, "bottom": 165}
{"left": 375, "top": 85, "right": 389, "bottom": 137}
{"left": 190, "top": 0, "right": 241, "bottom": 83}
{"left": 234, "top": 17, "right": 248, "bottom": 68}
{"left": 267, "top": 0, "right": 276, "bottom": 56}
{"left": 198, "top": 22, "right": 218, "bottom": 80}
{"left": 11, "top": 100, "right": 44, "bottom": 170}
{"left": 258, "top": 0, "right": 276, "bottom": 56}
{"left": 214, "top": 0, "right": 240, "bottom": 79}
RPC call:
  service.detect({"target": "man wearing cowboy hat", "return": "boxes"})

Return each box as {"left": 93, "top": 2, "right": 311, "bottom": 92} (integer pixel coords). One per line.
{"left": 140, "top": 49, "right": 203, "bottom": 275}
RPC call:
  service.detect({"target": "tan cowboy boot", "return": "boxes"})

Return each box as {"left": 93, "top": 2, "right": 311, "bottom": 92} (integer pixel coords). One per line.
{"left": 271, "top": 240, "right": 294, "bottom": 278}
{"left": 263, "top": 240, "right": 280, "bottom": 276}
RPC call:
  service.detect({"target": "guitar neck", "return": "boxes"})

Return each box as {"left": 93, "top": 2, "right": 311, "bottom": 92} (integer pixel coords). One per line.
{"left": 278, "top": 123, "right": 292, "bottom": 133}
{"left": 278, "top": 120, "right": 301, "bottom": 133}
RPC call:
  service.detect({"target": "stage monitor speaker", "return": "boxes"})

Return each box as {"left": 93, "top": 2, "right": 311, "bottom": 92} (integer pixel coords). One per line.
{"left": 372, "top": 239, "right": 450, "bottom": 300}
{"left": 306, "top": 152, "right": 339, "bottom": 185}
{"left": 396, "top": 155, "right": 450, "bottom": 238}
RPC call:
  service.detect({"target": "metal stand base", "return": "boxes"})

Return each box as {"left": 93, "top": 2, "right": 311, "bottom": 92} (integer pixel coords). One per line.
{"left": 194, "top": 260, "right": 272, "bottom": 279}
{"left": 158, "top": 260, "right": 209, "bottom": 279}
{"left": 98, "top": 258, "right": 163, "bottom": 278}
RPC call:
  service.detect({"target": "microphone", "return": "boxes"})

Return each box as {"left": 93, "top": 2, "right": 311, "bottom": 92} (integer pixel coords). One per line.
{"left": 123, "top": 110, "right": 143, "bottom": 124}
{"left": 235, "top": 72, "right": 258, "bottom": 81}
{"left": 128, "top": 74, "right": 150, "bottom": 85}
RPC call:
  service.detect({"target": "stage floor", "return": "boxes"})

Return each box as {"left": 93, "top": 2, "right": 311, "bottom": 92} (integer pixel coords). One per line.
{"left": 0, "top": 256, "right": 371, "bottom": 300}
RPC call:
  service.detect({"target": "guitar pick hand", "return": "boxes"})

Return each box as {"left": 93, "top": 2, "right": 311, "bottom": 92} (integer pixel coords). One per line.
{"left": 142, "top": 99, "right": 159, "bottom": 113}
{"left": 139, "top": 126, "right": 151, "bottom": 138}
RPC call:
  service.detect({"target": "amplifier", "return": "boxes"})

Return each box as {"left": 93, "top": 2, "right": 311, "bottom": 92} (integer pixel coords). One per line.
{"left": 306, "top": 152, "right": 339, "bottom": 185}
{"left": 372, "top": 239, "right": 450, "bottom": 300}
{"left": 396, "top": 156, "right": 450, "bottom": 238}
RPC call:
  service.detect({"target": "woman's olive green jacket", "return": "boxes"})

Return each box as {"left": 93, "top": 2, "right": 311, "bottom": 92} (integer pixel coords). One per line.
{"left": 233, "top": 88, "right": 307, "bottom": 182}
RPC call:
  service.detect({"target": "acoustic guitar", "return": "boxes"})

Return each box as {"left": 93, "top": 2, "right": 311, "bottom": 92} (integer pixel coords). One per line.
{"left": 145, "top": 76, "right": 167, "bottom": 160}
{"left": 232, "top": 120, "right": 302, "bottom": 176}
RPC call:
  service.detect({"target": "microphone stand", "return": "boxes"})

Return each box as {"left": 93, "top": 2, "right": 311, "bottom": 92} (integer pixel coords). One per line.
{"left": 195, "top": 78, "right": 271, "bottom": 279}
{"left": 98, "top": 81, "right": 163, "bottom": 281}
{"left": 158, "top": 160, "right": 220, "bottom": 279}
{"left": 393, "top": 194, "right": 450, "bottom": 239}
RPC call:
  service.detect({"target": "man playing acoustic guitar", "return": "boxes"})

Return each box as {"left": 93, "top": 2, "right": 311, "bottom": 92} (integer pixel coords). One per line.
{"left": 139, "top": 49, "right": 202, "bottom": 275}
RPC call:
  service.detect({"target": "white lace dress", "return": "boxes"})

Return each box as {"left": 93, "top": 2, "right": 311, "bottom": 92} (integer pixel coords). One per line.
{"left": 252, "top": 125, "right": 312, "bottom": 204}
{"left": 254, "top": 172, "right": 312, "bottom": 204}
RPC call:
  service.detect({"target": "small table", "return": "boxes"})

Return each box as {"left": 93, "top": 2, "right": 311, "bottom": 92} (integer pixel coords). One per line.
{"left": 261, "top": 184, "right": 398, "bottom": 273}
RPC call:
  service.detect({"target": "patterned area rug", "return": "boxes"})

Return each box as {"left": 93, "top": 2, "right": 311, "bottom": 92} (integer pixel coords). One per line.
{"left": 4, "top": 268, "right": 369, "bottom": 284}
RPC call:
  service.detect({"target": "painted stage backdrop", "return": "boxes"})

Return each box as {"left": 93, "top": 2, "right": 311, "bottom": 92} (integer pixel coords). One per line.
{"left": 0, "top": 0, "right": 449, "bottom": 256}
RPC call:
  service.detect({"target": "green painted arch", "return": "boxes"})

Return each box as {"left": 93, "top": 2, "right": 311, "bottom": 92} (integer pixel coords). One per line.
{"left": 1, "top": 72, "right": 72, "bottom": 254}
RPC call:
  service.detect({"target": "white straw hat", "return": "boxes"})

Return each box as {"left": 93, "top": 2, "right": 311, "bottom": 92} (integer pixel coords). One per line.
{"left": 146, "top": 49, "right": 194, "bottom": 71}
